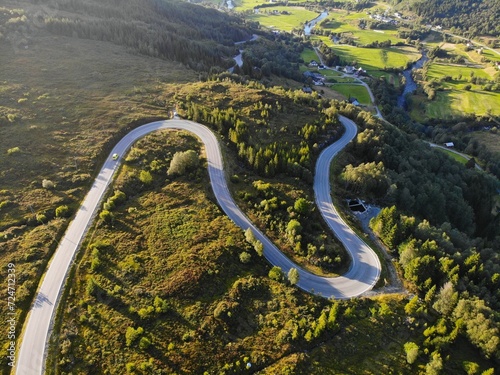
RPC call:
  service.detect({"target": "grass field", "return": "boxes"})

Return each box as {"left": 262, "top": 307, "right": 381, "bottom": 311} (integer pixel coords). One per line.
{"left": 427, "top": 62, "right": 494, "bottom": 81}
{"left": 319, "top": 42, "right": 420, "bottom": 72}
{"left": 300, "top": 47, "right": 319, "bottom": 64}
{"left": 412, "top": 62, "right": 500, "bottom": 118}
{"left": 314, "top": 7, "right": 408, "bottom": 46}
{"left": 330, "top": 84, "right": 372, "bottom": 104}
{"left": 481, "top": 48, "right": 500, "bottom": 63}
{"left": 422, "top": 89, "right": 500, "bottom": 118}
{"left": 369, "top": 71, "right": 401, "bottom": 87}
{"left": 246, "top": 6, "right": 319, "bottom": 32}
{"left": 236, "top": 0, "right": 309, "bottom": 11}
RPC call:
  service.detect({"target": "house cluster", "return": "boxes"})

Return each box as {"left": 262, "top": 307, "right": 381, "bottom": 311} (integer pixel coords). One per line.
{"left": 308, "top": 60, "right": 326, "bottom": 69}
{"left": 369, "top": 13, "right": 397, "bottom": 25}
{"left": 336, "top": 65, "right": 366, "bottom": 76}
{"left": 303, "top": 70, "right": 325, "bottom": 86}
{"left": 349, "top": 97, "right": 360, "bottom": 106}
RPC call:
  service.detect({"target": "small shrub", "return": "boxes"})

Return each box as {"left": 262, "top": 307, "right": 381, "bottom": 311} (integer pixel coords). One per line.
{"left": 125, "top": 326, "right": 144, "bottom": 346}
{"left": 0, "top": 200, "right": 12, "bottom": 210}
{"left": 7, "top": 113, "right": 18, "bottom": 123}
{"left": 139, "top": 170, "right": 153, "bottom": 185}
{"left": 55, "top": 205, "right": 70, "bottom": 218}
{"left": 42, "top": 179, "right": 55, "bottom": 189}
{"left": 268, "top": 266, "right": 283, "bottom": 281}
{"left": 167, "top": 149, "right": 199, "bottom": 176}
{"left": 239, "top": 251, "right": 251, "bottom": 264}
{"left": 99, "top": 210, "right": 114, "bottom": 224}
{"left": 36, "top": 213, "right": 47, "bottom": 224}
{"left": 404, "top": 342, "right": 419, "bottom": 364}
{"left": 287, "top": 268, "right": 300, "bottom": 285}
{"left": 7, "top": 147, "right": 20, "bottom": 155}
{"left": 139, "top": 336, "right": 151, "bottom": 350}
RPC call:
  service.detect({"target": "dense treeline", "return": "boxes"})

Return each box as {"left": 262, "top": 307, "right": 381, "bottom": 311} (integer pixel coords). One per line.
{"left": 370, "top": 68, "right": 500, "bottom": 181}
{"left": 385, "top": 0, "right": 500, "bottom": 37}
{"left": 254, "top": 0, "right": 374, "bottom": 12}
{"left": 334, "top": 109, "right": 500, "bottom": 366}
{"left": 238, "top": 34, "right": 305, "bottom": 81}
{"left": 343, "top": 111, "right": 498, "bottom": 238}
{"left": 174, "top": 78, "right": 343, "bottom": 181}
{"left": 37, "top": 0, "right": 254, "bottom": 70}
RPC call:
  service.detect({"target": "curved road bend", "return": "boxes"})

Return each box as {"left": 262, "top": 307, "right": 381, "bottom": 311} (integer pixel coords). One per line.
{"left": 16, "top": 117, "right": 380, "bottom": 375}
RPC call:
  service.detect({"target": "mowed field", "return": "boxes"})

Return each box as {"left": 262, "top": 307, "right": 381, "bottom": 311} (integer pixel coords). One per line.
{"left": 318, "top": 11, "right": 405, "bottom": 46}
{"left": 470, "top": 131, "right": 500, "bottom": 154}
{"left": 316, "top": 37, "right": 421, "bottom": 72}
{"left": 417, "top": 63, "right": 500, "bottom": 118}
{"left": 424, "top": 89, "right": 500, "bottom": 118}
{"left": 300, "top": 47, "right": 320, "bottom": 64}
{"left": 246, "top": 6, "right": 319, "bottom": 32}
{"left": 330, "top": 84, "right": 372, "bottom": 104}
{"left": 235, "top": 0, "right": 309, "bottom": 11}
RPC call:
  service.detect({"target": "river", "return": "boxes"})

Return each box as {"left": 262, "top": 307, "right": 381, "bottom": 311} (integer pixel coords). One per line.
{"left": 304, "top": 11, "right": 328, "bottom": 36}
{"left": 397, "top": 52, "right": 428, "bottom": 109}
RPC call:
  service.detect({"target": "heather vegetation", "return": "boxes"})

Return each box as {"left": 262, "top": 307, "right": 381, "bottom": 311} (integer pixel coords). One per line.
{"left": 168, "top": 79, "right": 350, "bottom": 274}
{"left": 51, "top": 127, "right": 499, "bottom": 374}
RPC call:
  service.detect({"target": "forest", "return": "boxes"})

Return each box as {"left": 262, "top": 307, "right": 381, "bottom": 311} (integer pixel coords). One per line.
{"left": 34, "top": 0, "right": 255, "bottom": 71}
{"left": 369, "top": 74, "right": 500, "bottom": 181}
{"left": 384, "top": 0, "right": 500, "bottom": 37}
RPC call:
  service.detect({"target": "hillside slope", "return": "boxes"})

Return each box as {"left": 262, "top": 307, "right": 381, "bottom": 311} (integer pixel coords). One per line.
{"left": 396, "top": 0, "right": 500, "bottom": 36}
{"left": 18, "top": 0, "right": 254, "bottom": 70}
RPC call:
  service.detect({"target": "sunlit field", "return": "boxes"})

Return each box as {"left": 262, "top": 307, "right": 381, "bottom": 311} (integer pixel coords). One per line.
{"left": 329, "top": 83, "right": 372, "bottom": 104}
{"left": 246, "top": 6, "right": 319, "bottom": 32}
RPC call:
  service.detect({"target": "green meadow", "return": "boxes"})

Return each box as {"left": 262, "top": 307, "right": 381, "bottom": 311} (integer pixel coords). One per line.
{"left": 471, "top": 131, "right": 500, "bottom": 154}
{"left": 300, "top": 47, "right": 320, "bottom": 64}
{"left": 424, "top": 89, "right": 500, "bottom": 118}
{"left": 330, "top": 84, "right": 371, "bottom": 104}
{"left": 413, "top": 62, "right": 500, "bottom": 118}
{"left": 426, "top": 63, "right": 494, "bottom": 81}
{"left": 319, "top": 14, "right": 404, "bottom": 45}
{"left": 235, "top": 0, "right": 309, "bottom": 11}
{"left": 319, "top": 41, "right": 420, "bottom": 72}
{"left": 246, "top": 6, "right": 319, "bottom": 32}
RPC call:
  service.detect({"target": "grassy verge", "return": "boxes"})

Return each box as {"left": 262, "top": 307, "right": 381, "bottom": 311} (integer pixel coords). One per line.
{"left": 329, "top": 83, "right": 372, "bottom": 104}
{"left": 434, "top": 148, "right": 468, "bottom": 165}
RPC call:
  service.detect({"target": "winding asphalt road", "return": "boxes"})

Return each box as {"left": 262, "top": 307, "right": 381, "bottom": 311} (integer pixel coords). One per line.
{"left": 16, "top": 116, "right": 380, "bottom": 375}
